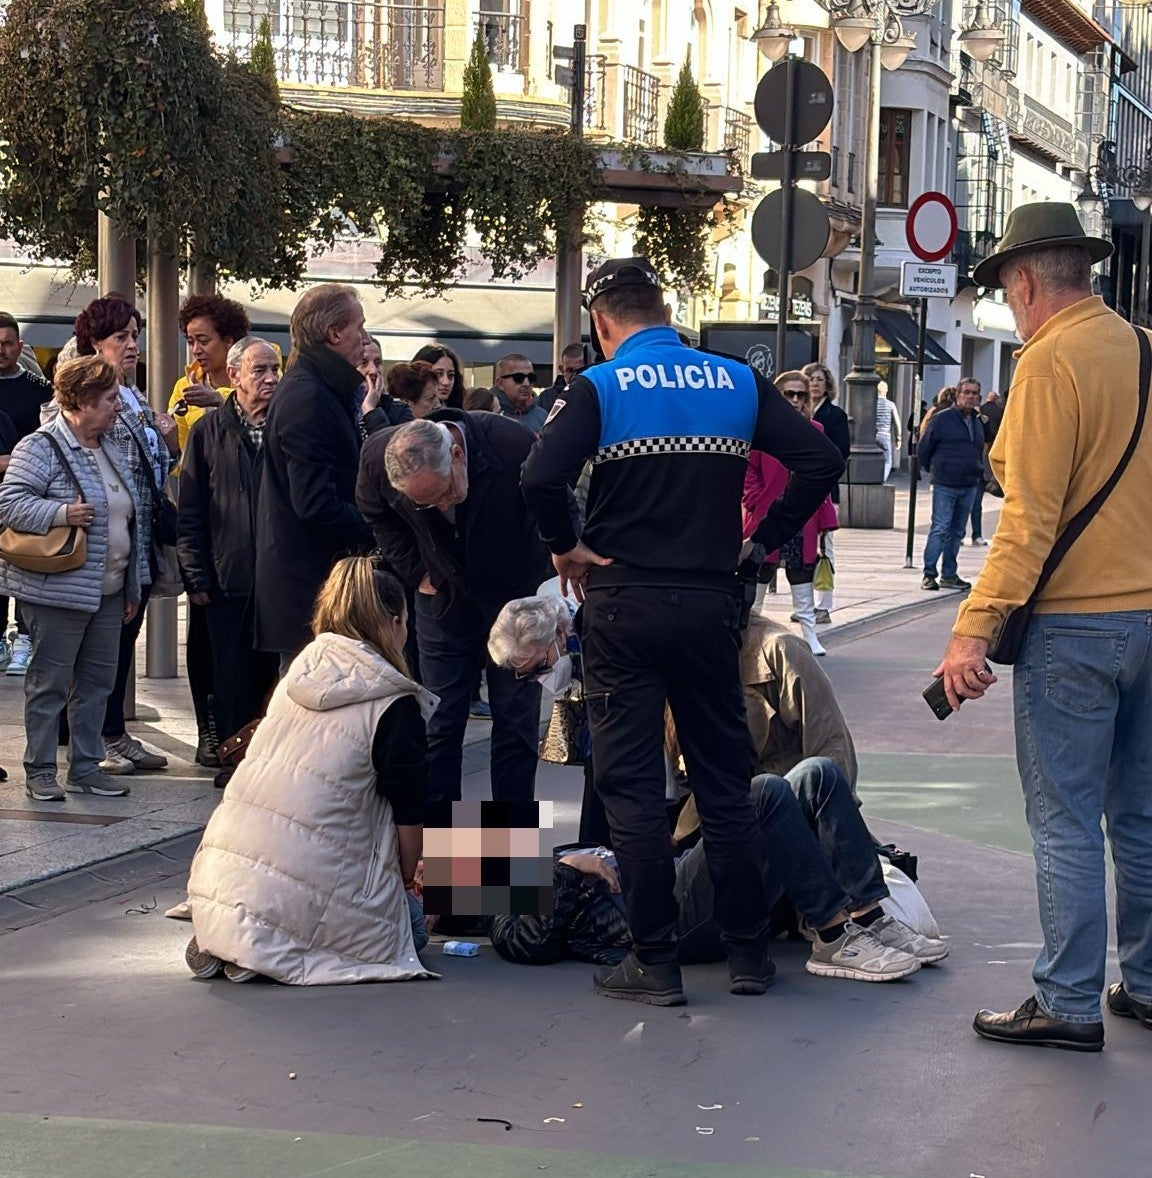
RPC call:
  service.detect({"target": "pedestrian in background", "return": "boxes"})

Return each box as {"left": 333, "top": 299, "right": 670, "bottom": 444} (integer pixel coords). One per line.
{"left": 412, "top": 343, "right": 465, "bottom": 409}
{"left": 523, "top": 256, "right": 843, "bottom": 1005}
{"left": 933, "top": 202, "right": 1152, "bottom": 1053}
{"left": 919, "top": 380, "right": 989, "bottom": 592}
{"left": 0, "top": 311, "right": 52, "bottom": 675}
{"left": 255, "top": 284, "right": 375, "bottom": 671}
{"left": 72, "top": 295, "right": 178, "bottom": 776}
{"left": 802, "top": 362, "right": 848, "bottom": 624}
{"left": 0, "top": 356, "right": 147, "bottom": 801}
{"left": 492, "top": 353, "right": 548, "bottom": 432}
{"left": 539, "top": 342, "right": 587, "bottom": 413}
{"left": 178, "top": 337, "right": 281, "bottom": 787}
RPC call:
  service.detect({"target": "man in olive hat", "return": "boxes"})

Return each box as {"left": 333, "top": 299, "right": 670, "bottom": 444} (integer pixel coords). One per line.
{"left": 933, "top": 202, "right": 1152, "bottom": 1052}
{"left": 522, "top": 257, "right": 844, "bottom": 1005}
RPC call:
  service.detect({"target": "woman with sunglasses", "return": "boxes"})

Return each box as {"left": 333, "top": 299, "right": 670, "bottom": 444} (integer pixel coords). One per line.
{"left": 742, "top": 371, "right": 838, "bottom": 657}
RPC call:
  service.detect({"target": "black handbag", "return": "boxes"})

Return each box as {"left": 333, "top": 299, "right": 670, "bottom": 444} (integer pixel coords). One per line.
{"left": 128, "top": 428, "right": 178, "bottom": 546}
{"left": 988, "top": 324, "right": 1150, "bottom": 665}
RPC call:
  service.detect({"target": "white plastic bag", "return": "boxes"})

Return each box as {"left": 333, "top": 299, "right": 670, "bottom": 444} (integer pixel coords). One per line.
{"left": 880, "top": 862, "right": 941, "bottom": 939}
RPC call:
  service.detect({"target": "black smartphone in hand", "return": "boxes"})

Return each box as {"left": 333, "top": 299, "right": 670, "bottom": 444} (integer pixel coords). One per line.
{"left": 923, "top": 675, "right": 954, "bottom": 720}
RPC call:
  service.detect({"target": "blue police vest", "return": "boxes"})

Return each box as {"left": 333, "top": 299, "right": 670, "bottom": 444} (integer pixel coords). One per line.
{"left": 581, "top": 327, "right": 760, "bottom": 465}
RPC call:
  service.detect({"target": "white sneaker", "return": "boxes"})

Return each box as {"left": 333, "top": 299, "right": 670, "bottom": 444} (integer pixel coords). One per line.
{"left": 870, "top": 913, "right": 949, "bottom": 964}
{"left": 5, "top": 634, "right": 30, "bottom": 676}
{"left": 806, "top": 921, "right": 921, "bottom": 982}
{"left": 97, "top": 750, "right": 136, "bottom": 775}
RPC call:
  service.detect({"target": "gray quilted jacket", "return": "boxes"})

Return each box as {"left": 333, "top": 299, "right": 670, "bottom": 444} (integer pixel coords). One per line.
{"left": 0, "top": 416, "right": 146, "bottom": 611}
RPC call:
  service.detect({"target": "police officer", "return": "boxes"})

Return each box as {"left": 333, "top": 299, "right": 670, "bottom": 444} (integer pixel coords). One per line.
{"left": 522, "top": 258, "right": 844, "bottom": 1005}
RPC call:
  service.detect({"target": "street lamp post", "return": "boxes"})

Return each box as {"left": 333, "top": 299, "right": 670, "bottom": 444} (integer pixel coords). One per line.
{"left": 809, "top": 0, "right": 942, "bottom": 508}
{"left": 1077, "top": 144, "right": 1152, "bottom": 327}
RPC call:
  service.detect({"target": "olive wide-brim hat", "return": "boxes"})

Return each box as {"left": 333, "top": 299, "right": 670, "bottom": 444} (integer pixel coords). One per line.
{"left": 972, "top": 201, "right": 1114, "bottom": 289}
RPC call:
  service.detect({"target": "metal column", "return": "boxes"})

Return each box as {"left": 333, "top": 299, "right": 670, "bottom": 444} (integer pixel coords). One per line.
{"left": 553, "top": 24, "right": 587, "bottom": 369}
{"left": 144, "top": 229, "right": 181, "bottom": 679}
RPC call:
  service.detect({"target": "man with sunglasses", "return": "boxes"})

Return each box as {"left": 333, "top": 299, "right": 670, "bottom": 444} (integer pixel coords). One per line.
{"left": 356, "top": 412, "right": 553, "bottom": 804}
{"left": 493, "top": 353, "right": 548, "bottom": 433}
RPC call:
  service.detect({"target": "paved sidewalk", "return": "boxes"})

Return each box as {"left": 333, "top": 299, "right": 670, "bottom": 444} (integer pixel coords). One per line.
{"left": 0, "top": 473, "right": 998, "bottom": 893}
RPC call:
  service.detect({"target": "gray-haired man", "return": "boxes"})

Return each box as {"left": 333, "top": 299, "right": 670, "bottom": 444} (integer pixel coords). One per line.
{"left": 357, "top": 411, "right": 553, "bottom": 802}
{"left": 179, "top": 337, "right": 282, "bottom": 782}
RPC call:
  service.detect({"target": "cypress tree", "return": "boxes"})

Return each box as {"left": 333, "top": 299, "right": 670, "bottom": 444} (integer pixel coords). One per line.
{"left": 663, "top": 58, "right": 705, "bottom": 151}
{"left": 460, "top": 26, "right": 497, "bottom": 131}
{"left": 249, "top": 17, "right": 280, "bottom": 103}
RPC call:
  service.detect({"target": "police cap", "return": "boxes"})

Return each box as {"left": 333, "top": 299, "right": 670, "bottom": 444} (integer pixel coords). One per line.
{"left": 583, "top": 257, "right": 662, "bottom": 310}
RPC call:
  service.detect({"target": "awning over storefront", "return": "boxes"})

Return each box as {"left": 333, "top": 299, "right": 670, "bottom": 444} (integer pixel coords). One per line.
{"left": 874, "top": 307, "right": 960, "bottom": 366}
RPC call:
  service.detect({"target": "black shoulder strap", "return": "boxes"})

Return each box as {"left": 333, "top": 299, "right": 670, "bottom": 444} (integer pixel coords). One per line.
{"left": 1029, "top": 324, "right": 1150, "bottom": 601}
{"left": 40, "top": 431, "right": 86, "bottom": 504}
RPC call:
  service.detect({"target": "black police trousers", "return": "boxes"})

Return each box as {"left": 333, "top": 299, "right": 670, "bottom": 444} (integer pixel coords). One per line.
{"left": 579, "top": 584, "right": 773, "bottom": 964}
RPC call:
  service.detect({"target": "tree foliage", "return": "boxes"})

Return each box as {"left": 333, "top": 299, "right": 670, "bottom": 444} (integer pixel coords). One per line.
{"left": 663, "top": 59, "right": 705, "bottom": 152}
{"left": 0, "top": 0, "right": 620, "bottom": 294}
{"left": 634, "top": 58, "right": 714, "bottom": 294}
{"left": 460, "top": 26, "right": 498, "bottom": 132}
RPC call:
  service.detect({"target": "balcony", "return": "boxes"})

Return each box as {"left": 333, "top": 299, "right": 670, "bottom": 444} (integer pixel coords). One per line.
{"left": 222, "top": 1, "right": 445, "bottom": 92}
{"left": 569, "top": 60, "right": 662, "bottom": 146}
{"left": 619, "top": 65, "right": 662, "bottom": 146}
{"left": 477, "top": 11, "right": 525, "bottom": 73}
{"left": 719, "top": 107, "right": 751, "bottom": 169}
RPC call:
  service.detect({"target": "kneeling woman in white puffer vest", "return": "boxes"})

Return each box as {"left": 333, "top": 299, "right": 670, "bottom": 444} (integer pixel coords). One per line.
{"left": 184, "top": 556, "right": 439, "bottom": 985}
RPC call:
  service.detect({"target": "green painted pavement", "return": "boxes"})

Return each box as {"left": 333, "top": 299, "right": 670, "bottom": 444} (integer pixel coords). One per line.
{"left": 857, "top": 752, "right": 1031, "bottom": 855}
{"left": 0, "top": 1114, "right": 899, "bottom": 1178}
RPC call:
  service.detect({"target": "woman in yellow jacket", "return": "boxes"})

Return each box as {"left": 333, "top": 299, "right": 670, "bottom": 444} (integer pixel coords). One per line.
{"left": 168, "top": 295, "right": 251, "bottom": 766}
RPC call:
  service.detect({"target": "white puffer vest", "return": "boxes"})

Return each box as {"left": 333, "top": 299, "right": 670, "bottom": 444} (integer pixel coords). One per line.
{"left": 189, "top": 632, "right": 438, "bottom": 985}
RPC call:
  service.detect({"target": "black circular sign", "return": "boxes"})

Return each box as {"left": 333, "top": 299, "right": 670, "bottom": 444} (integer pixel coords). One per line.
{"left": 750, "top": 188, "right": 831, "bottom": 273}
{"left": 754, "top": 59, "right": 834, "bottom": 146}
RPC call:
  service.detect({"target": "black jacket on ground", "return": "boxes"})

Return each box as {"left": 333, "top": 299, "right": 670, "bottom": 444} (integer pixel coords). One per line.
{"left": 255, "top": 346, "right": 374, "bottom": 653}
{"left": 919, "top": 405, "right": 990, "bottom": 488}
{"left": 177, "top": 395, "right": 264, "bottom": 598}
{"left": 356, "top": 408, "right": 552, "bottom": 632}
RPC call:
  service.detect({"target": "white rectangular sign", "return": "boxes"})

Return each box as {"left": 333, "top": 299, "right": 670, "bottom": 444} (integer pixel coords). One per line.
{"left": 900, "top": 261, "right": 958, "bottom": 299}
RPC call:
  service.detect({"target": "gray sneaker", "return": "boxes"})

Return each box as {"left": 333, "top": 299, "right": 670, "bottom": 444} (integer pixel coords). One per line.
{"left": 870, "top": 913, "right": 950, "bottom": 964}
{"left": 185, "top": 937, "right": 224, "bottom": 980}
{"left": 0, "top": 635, "right": 10, "bottom": 671}
{"left": 66, "top": 771, "right": 131, "bottom": 797}
{"left": 25, "top": 774, "right": 65, "bottom": 801}
{"left": 806, "top": 921, "right": 921, "bottom": 982}
{"left": 104, "top": 733, "right": 168, "bottom": 772}
{"left": 5, "top": 634, "right": 30, "bottom": 675}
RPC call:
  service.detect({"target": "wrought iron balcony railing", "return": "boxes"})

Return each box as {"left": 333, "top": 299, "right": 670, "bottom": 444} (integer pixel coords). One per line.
{"left": 619, "top": 64, "right": 661, "bottom": 147}
{"left": 720, "top": 107, "right": 751, "bottom": 168}
{"left": 477, "top": 11, "right": 524, "bottom": 72}
{"left": 222, "top": 1, "right": 445, "bottom": 92}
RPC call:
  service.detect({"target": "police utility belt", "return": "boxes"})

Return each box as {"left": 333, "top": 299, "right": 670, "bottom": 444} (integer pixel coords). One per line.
{"left": 586, "top": 564, "right": 741, "bottom": 595}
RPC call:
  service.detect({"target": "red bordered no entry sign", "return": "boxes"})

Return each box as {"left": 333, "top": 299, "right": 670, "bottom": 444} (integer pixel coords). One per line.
{"left": 905, "top": 191, "right": 958, "bottom": 262}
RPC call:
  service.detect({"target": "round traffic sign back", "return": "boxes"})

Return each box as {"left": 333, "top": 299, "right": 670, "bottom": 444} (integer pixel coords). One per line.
{"left": 754, "top": 59, "right": 834, "bottom": 146}
{"left": 906, "top": 192, "right": 958, "bottom": 262}
{"left": 751, "top": 188, "right": 831, "bottom": 273}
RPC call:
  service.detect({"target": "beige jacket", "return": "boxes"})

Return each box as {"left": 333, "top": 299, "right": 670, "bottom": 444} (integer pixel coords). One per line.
{"left": 189, "top": 632, "right": 438, "bottom": 985}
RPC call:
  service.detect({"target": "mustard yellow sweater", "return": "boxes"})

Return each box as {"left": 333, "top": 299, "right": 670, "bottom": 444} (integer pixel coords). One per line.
{"left": 955, "top": 296, "right": 1152, "bottom": 644}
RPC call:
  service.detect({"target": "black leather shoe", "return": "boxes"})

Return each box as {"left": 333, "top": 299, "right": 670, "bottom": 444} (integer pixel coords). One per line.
{"left": 1106, "top": 982, "right": 1152, "bottom": 1029}
{"left": 593, "top": 953, "right": 686, "bottom": 1006}
{"left": 728, "top": 946, "right": 776, "bottom": 995}
{"left": 973, "top": 996, "right": 1103, "bottom": 1052}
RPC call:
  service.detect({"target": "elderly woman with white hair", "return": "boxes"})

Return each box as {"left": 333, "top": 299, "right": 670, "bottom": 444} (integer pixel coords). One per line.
{"left": 488, "top": 589, "right": 612, "bottom": 844}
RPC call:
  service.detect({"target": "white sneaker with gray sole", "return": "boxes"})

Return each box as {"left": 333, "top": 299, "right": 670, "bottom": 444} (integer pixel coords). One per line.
{"left": 806, "top": 921, "right": 921, "bottom": 982}
{"left": 870, "top": 913, "right": 949, "bottom": 964}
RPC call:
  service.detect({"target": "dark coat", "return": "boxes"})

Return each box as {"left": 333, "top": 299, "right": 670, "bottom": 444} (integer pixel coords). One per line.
{"left": 919, "top": 405, "right": 990, "bottom": 488}
{"left": 362, "top": 396, "right": 413, "bottom": 436}
{"left": 177, "top": 395, "right": 264, "bottom": 598}
{"left": 356, "top": 408, "right": 552, "bottom": 633}
{"left": 812, "top": 398, "right": 850, "bottom": 503}
{"left": 255, "top": 346, "right": 374, "bottom": 653}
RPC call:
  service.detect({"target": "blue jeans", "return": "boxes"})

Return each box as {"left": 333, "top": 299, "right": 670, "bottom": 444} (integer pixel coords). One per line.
{"left": 1014, "top": 610, "right": 1152, "bottom": 1022}
{"left": 674, "top": 758, "right": 888, "bottom": 962}
{"left": 923, "top": 483, "right": 978, "bottom": 579}
{"left": 415, "top": 595, "right": 541, "bottom": 803}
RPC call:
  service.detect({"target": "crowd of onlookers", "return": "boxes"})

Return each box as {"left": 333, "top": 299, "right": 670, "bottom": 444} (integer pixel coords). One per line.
{"left": 0, "top": 283, "right": 945, "bottom": 992}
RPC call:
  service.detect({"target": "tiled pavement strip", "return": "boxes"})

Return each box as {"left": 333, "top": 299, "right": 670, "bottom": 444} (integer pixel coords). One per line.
{"left": 0, "top": 474, "right": 996, "bottom": 918}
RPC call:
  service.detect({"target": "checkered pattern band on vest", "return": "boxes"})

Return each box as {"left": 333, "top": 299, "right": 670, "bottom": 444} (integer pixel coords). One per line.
{"left": 592, "top": 435, "right": 752, "bottom": 464}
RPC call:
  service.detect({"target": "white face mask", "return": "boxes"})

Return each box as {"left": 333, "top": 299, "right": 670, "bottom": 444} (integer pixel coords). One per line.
{"left": 536, "top": 654, "right": 574, "bottom": 695}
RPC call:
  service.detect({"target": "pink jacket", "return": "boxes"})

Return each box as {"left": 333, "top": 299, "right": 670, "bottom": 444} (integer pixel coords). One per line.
{"left": 743, "top": 420, "right": 839, "bottom": 565}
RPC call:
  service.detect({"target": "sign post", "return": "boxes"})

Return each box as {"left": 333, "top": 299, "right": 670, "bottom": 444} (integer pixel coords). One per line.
{"left": 902, "top": 192, "right": 958, "bottom": 568}
{"left": 750, "top": 58, "right": 833, "bottom": 378}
